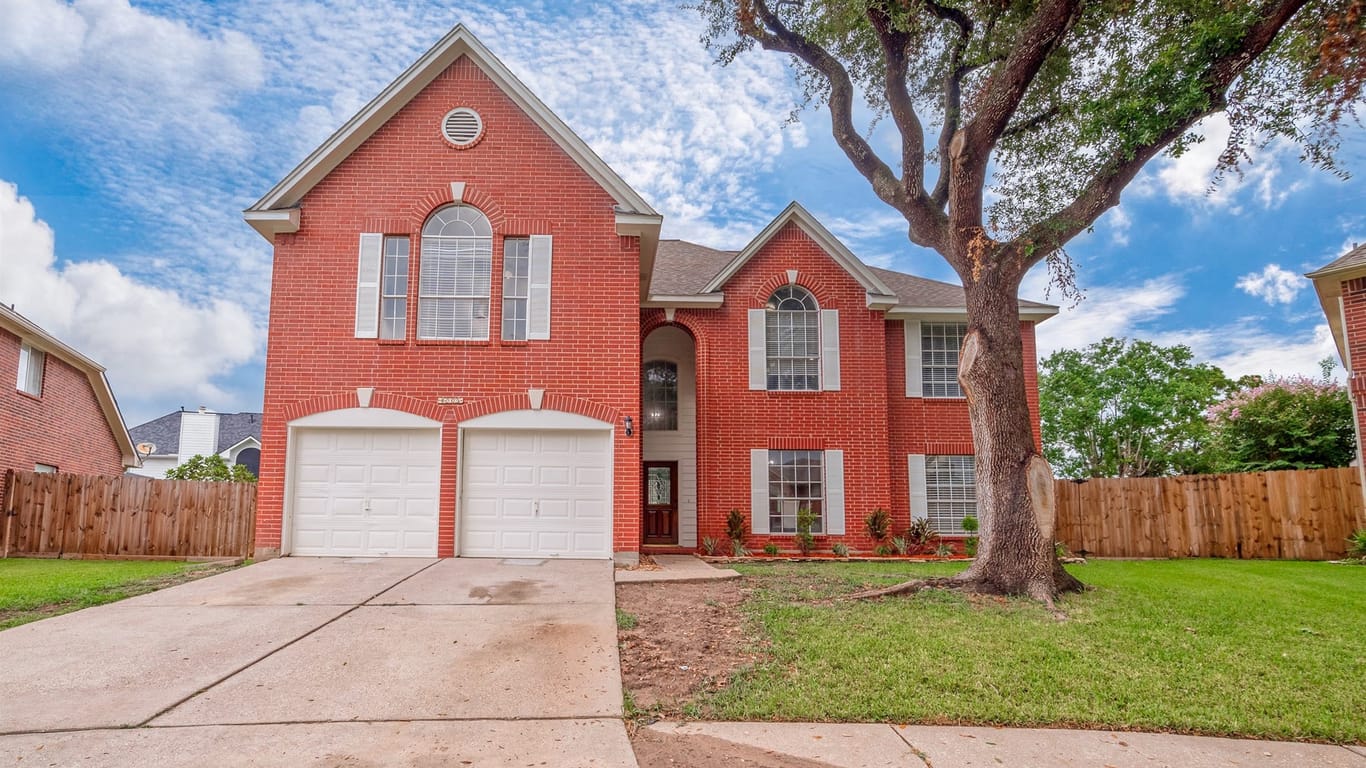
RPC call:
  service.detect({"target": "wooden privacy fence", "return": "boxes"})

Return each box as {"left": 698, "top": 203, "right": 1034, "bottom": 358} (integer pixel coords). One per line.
{"left": 1054, "top": 467, "right": 1366, "bottom": 559}
{"left": 2, "top": 469, "right": 256, "bottom": 559}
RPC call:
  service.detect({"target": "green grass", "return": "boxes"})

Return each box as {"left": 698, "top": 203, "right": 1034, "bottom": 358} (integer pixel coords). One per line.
{"left": 0, "top": 559, "right": 214, "bottom": 630}
{"left": 700, "top": 560, "right": 1365, "bottom": 743}
{"left": 616, "top": 607, "right": 639, "bottom": 630}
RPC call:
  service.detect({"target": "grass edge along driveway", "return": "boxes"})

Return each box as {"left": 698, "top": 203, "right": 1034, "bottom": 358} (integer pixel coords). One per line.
{"left": 0, "top": 558, "right": 234, "bottom": 630}
{"left": 698, "top": 560, "right": 1364, "bottom": 744}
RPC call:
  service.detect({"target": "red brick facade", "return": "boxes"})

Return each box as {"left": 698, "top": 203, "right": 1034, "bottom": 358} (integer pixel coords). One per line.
{"left": 0, "top": 327, "right": 127, "bottom": 494}
{"left": 1339, "top": 277, "right": 1366, "bottom": 461}
{"left": 253, "top": 35, "right": 1047, "bottom": 560}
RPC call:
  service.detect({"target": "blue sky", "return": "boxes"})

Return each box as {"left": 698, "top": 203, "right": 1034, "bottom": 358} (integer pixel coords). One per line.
{"left": 0, "top": 0, "right": 1361, "bottom": 428}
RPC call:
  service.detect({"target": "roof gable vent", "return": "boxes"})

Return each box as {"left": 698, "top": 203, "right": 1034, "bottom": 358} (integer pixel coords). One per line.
{"left": 441, "top": 108, "right": 483, "bottom": 147}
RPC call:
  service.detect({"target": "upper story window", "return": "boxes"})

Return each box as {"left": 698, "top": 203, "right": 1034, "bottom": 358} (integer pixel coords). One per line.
{"left": 922, "top": 322, "right": 968, "bottom": 398}
{"left": 418, "top": 205, "right": 492, "bottom": 340}
{"left": 380, "top": 236, "right": 409, "bottom": 340}
{"left": 17, "top": 343, "right": 44, "bottom": 397}
{"left": 502, "top": 237, "right": 529, "bottom": 341}
{"left": 642, "top": 360, "right": 678, "bottom": 431}
{"left": 765, "top": 286, "right": 820, "bottom": 391}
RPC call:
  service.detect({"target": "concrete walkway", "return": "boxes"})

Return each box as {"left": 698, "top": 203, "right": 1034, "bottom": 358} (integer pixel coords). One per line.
{"left": 646, "top": 722, "right": 1366, "bottom": 767}
{"left": 0, "top": 557, "right": 637, "bottom": 766}
{"left": 616, "top": 553, "right": 741, "bottom": 583}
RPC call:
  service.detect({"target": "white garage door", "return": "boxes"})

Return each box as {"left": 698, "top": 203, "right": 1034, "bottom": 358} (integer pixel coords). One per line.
{"left": 291, "top": 428, "right": 440, "bottom": 557}
{"left": 460, "top": 429, "right": 611, "bottom": 558}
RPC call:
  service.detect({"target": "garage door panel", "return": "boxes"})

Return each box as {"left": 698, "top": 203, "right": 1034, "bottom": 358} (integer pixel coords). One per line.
{"left": 460, "top": 429, "right": 611, "bottom": 558}
{"left": 290, "top": 427, "right": 440, "bottom": 557}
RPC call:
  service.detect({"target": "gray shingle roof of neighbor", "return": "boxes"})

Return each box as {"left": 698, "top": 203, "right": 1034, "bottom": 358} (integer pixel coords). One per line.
{"left": 652, "top": 240, "right": 1055, "bottom": 310}
{"left": 127, "top": 411, "right": 262, "bottom": 457}
{"left": 1306, "top": 242, "right": 1366, "bottom": 278}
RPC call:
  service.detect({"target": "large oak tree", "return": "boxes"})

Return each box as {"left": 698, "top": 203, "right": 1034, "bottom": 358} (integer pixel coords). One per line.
{"left": 698, "top": 0, "right": 1363, "bottom": 602}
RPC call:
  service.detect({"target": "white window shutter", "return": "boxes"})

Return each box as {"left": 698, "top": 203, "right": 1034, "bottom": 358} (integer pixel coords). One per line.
{"left": 824, "top": 449, "right": 845, "bottom": 535}
{"left": 905, "top": 320, "right": 923, "bottom": 397}
{"left": 821, "top": 309, "right": 840, "bottom": 391}
{"left": 750, "top": 449, "right": 770, "bottom": 534}
{"left": 527, "top": 234, "right": 553, "bottom": 340}
{"left": 747, "top": 309, "right": 767, "bottom": 390}
{"left": 908, "top": 454, "right": 928, "bottom": 520}
{"left": 354, "top": 233, "right": 383, "bottom": 338}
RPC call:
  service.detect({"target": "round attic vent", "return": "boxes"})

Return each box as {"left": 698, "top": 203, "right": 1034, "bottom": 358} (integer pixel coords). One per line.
{"left": 441, "top": 108, "right": 483, "bottom": 147}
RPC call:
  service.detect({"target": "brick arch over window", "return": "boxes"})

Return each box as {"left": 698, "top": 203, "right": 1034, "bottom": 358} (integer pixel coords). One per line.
{"left": 404, "top": 185, "right": 507, "bottom": 231}
{"left": 281, "top": 391, "right": 444, "bottom": 423}
{"left": 750, "top": 273, "right": 836, "bottom": 308}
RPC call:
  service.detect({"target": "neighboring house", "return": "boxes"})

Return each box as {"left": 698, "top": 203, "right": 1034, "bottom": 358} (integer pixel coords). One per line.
{"left": 243, "top": 25, "right": 1055, "bottom": 562}
{"left": 126, "top": 407, "right": 263, "bottom": 479}
{"left": 1308, "top": 243, "right": 1366, "bottom": 487}
{"left": 0, "top": 304, "right": 138, "bottom": 503}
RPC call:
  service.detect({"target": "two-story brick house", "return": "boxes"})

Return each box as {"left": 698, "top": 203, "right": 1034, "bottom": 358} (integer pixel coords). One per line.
{"left": 245, "top": 26, "right": 1054, "bottom": 563}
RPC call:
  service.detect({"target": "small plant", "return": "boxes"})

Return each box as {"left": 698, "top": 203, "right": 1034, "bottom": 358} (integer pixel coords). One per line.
{"left": 795, "top": 506, "right": 816, "bottom": 555}
{"left": 906, "top": 518, "right": 939, "bottom": 553}
{"left": 725, "top": 508, "right": 747, "bottom": 556}
{"left": 874, "top": 544, "right": 893, "bottom": 556}
{"left": 701, "top": 537, "right": 719, "bottom": 556}
{"left": 961, "top": 515, "right": 979, "bottom": 558}
{"left": 891, "top": 536, "right": 909, "bottom": 555}
{"left": 615, "top": 608, "right": 638, "bottom": 630}
{"left": 935, "top": 542, "right": 955, "bottom": 558}
{"left": 864, "top": 508, "right": 891, "bottom": 542}
{"left": 763, "top": 542, "right": 780, "bottom": 556}
{"left": 1055, "top": 540, "right": 1072, "bottom": 559}
{"left": 1346, "top": 529, "right": 1366, "bottom": 562}
{"left": 832, "top": 542, "right": 850, "bottom": 557}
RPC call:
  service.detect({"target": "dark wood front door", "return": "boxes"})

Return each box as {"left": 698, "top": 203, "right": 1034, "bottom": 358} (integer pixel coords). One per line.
{"left": 643, "top": 461, "right": 679, "bottom": 545}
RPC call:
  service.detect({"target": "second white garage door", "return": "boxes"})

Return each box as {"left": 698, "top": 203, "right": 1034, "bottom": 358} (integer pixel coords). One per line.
{"left": 290, "top": 428, "right": 440, "bottom": 557}
{"left": 460, "top": 429, "right": 611, "bottom": 558}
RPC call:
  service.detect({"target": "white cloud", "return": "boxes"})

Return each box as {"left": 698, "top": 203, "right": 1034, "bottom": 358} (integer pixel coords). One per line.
{"left": 0, "top": 181, "right": 258, "bottom": 415}
{"left": 1150, "top": 323, "right": 1340, "bottom": 382}
{"left": 1104, "top": 206, "right": 1132, "bottom": 247}
{"left": 1151, "top": 114, "right": 1301, "bottom": 213}
{"left": 1236, "top": 263, "right": 1304, "bottom": 305}
{"left": 1025, "top": 265, "right": 1186, "bottom": 355}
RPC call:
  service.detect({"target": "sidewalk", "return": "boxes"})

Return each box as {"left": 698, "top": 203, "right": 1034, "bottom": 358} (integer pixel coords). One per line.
{"left": 639, "top": 722, "right": 1366, "bottom": 767}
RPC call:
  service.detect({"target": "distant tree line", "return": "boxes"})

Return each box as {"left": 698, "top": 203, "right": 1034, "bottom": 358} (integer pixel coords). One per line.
{"left": 1040, "top": 338, "right": 1355, "bottom": 478}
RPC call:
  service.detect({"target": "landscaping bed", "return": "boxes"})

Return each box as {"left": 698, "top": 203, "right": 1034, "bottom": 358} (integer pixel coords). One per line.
{"left": 616, "top": 559, "right": 1366, "bottom": 744}
{"left": 0, "top": 557, "right": 240, "bottom": 630}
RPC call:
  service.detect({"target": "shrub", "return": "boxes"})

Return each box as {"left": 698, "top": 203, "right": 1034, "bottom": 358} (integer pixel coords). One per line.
{"left": 1207, "top": 374, "right": 1355, "bottom": 471}
{"left": 865, "top": 508, "right": 891, "bottom": 542}
{"left": 960, "top": 515, "right": 979, "bottom": 557}
{"left": 874, "top": 544, "right": 893, "bottom": 556}
{"left": 763, "top": 542, "right": 780, "bottom": 556}
{"left": 701, "top": 537, "right": 719, "bottom": 556}
{"left": 906, "top": 518, "right": 938, "bottom": 553}
{"left": 725, "top": 508, "right": 747, "bottom": 555}
{"left": 1347, "top": 529, "right": 1366, "bottom": 562}
{"left": 935, "top": 542, "right": 954, "bottom": 557}
{"left": 796, "top": 506, "right": 816, "bottom": 555}
{"left": 832, "top": 542, "right": 850, "bottom": 557}
{"left": 165, "top": 454, "right": 256, "bottom": 483}
{"left": 890, "top": 536, "right": 909, "bottom": 555}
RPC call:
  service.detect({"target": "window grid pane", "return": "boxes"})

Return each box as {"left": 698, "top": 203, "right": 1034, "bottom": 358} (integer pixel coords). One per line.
{"left": 768, "top": 450, "right": 824, "bottom": 534}
{"left": 381, "top": 236, "right": 409, "bottom": 340}
{"left": 926, "top": 455, "right": 976, "bottom": 534}
{"left": 17, "top": 344, "right": 43, "bottom": 396}
{"left": 642, "top": 361, "right": 678, "bottom": 431}
{"left": 418, "top": 206, "right": 492, "bottom": 340}
{"left": 765, "top": 286, "right": 820, "bottom": 391}
{"left": 502, "top": 238, "right": 530, "bottom": 341}
{"left": 922, "top": 322, "right": 967, "bottom": 398}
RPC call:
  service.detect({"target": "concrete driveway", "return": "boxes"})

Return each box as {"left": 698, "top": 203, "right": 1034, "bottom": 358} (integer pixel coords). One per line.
{"left": 0, "top": 557, "right": 637, "bottom": 766}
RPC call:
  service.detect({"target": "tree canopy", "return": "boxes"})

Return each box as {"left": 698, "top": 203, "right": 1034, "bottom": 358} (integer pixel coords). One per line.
{"left": 1040, "top": 337, "right": 1234, "bottom": 478}
{"left": 164, "top": 455, "right": 257, "bottom": 483}
{"left": 1208, "top": 370, "right": 1356, "bottom": 471}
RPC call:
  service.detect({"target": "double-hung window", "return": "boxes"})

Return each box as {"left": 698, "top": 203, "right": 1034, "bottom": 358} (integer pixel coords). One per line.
{"left": 418, "top": 205, "right": 492, "bottom": 340}
{"left": 765, "top": 286, "right": 820, "bottom": 391}
{"left": 642, "top": 360, "right": 678, "bottom": 431}
{"left": 768, "top": 449, "right": 824, "bottom": 533}
{"left": 502, "top": 237, "right": 529, "bottom": 341}
{"left": 380, "top": 237, "right": 409, "bottom": 340}
{"left": 925, "top": 455, "right": 976, "bottom": 534}
{"left": 922, "top": 322, "right": 968, "bottom": 397}
{"left": 17, "top": 343, "right": 44, "bottom": 397}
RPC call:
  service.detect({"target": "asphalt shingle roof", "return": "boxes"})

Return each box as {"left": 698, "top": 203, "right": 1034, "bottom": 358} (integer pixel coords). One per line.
{"left": 1308, "top": 242, "right": 1366, "bottom": 277}
{"left": 127, "top": 411, "right": 262, "bottom": 457}
{"left": 652, "top": 239, "right": 1054, "bottom": 310}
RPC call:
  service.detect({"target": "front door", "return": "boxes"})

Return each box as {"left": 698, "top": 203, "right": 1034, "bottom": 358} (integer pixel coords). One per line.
{"left": 642, "top": 461, "right": 678, "bottom": 545}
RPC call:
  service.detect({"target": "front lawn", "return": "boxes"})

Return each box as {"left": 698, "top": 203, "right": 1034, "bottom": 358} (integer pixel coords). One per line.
{"left": 0, "top": 558, "right": 234, "bottom": 630}
{"left": 699, "top": 560, "right": 1364, "bottom": 743}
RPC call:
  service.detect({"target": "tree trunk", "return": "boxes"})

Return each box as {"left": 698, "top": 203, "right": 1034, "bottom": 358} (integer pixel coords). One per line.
{"left": 954, "top": 269, "right": 1085, "bottom": 602}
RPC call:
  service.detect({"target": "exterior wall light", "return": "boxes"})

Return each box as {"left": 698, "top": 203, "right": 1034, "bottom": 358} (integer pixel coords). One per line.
{"left": 624, "top": 415, "right": 634, "bottom": 437}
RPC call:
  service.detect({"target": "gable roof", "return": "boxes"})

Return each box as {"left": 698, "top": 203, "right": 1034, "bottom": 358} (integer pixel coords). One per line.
{"left": 244, "top": 24, "right": 658, "bottom": 241}
{"left": 0, "top": 305, "right": 139, "bottom": 468}
{"left": 1305, "top": 242, "right": 1366, "bottom": 361}
{"left": 128, "top": 410, "right": 263, "bottom": 458}
{"left": 700, "top": 202, "right": 898, "bottom": 302}
{"left": 649, "top": 208, "right": 1057, "bottom": 318}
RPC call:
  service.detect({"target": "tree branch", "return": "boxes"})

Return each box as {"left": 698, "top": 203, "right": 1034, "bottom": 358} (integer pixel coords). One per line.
{"left": 927, "top": 0, "right": 977, "bottom": 209}
{"left": 1001, "top": 107, "right": 1060, "bottom": 140}
{"left": 1007, "top": 0, "right": 1311, "bottom": 269}
{"left": 743, "top": 0, "right": 945, "bottom": 249}
{"left": 866, "top": 5, "right": 928, "bottom": 198}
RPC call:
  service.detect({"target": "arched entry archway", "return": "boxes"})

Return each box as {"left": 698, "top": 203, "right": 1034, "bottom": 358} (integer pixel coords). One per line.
{"left": 641, "top": 325, "right": 697, "bottom": 548}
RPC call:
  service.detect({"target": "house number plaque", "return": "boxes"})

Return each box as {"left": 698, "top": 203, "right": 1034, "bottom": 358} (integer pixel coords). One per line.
{"left": 436, "top": 397, "right": 465, "bottom": 405}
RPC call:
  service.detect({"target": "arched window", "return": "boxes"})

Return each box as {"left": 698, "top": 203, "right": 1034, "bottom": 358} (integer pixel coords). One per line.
{"left": 418, "top": 205, "right": 492, "bottom": 339}
{"left": 765, "top": 285, "right": 819, "bottom": 390}
{"left": 642, "top": 360, "right": 678, "bottom": 431}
